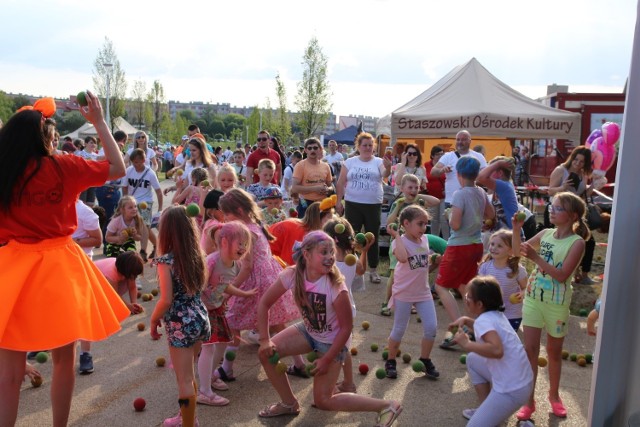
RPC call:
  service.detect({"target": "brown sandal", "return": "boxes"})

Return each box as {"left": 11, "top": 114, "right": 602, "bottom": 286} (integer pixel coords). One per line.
{"left": 258, "top": 401, "right": 300, "bottom": 418}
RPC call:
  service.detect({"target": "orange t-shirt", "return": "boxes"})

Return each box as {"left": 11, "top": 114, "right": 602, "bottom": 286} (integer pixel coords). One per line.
{"left": 269, "top": 219, "right": 306, "bottom": 266}
{"left": 292, "top": 159, "right": 332, "bottom": 202}
{"left": 0, "top": 155, "right": 110, "bottom": 243}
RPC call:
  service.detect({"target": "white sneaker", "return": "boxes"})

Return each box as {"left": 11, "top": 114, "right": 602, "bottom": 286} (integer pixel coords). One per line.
{"left": 462, "top": 408, "right": 476, "bottom": 420}
{"left": 136, "top": 278, "right": 143, "bottom": 290}
{"left": 245, "top": 330, "right": 260, "bottom": 345}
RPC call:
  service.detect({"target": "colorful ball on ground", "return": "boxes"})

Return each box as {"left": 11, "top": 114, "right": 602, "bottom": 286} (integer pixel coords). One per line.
{"left": 570, "top": 353, "right": 578, "bottom": 362}
{"left": 137, "top": 323, "right": 145, "bottom": 331}
{"left": 375, "top": 368, "right": 386, "bottom": 379}
{"left": 358, "top": 363, "right": 369, "bottom": 375}
{"left": 225, "top": 351, "right": 236, "bottom": 361}
{"left": 31, "top": 376, "right": 43, "bottom": 388}
{"left": 459, "top": 354, "right": 467, "bottom": 364}
{"left": 133, "top": 397, "right": 146, "bottom": 412}
{"left": 578, "top": 358, "right": 587, "bottom": 367}
{"left": 561, "top": 350, "right": 569, "bottom": 360}
{"left": 585, "top": 354, "right": 593, "bottom": 364}
{"left": 412, "top": 361, "right": 425, "bottom": 372}
{"left": 402, "top": 353, "right": 412, "bottom": 363}
{"left": 382, "top": 350, "right": 389, "bottom": 361}
{"left": 370, "top": 343, "right": 379, "bottom": 352}
{"left": 151, "top": 288, "right": 159, "bottom": 296}
{"left": 350, "top": 347, "right": 358, "bottom": 356}
{"left": 361, "top": 321, "right": 370, "bottom": 330}
{"left": 155, "top": 357, "right": 166, "bottom": 367}
{"left": 35, "top": 352, "right": 48, "bottom": 364}
{"left": 538, "top": 356, "right": 548, "bottom": 368}
{"left": 186, "top": 203, "right": 200, "bottom": 217}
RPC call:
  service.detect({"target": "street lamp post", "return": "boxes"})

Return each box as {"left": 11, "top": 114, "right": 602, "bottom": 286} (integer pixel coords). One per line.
{"left": 103, "top": 62, "right": 113, "bottom": 131}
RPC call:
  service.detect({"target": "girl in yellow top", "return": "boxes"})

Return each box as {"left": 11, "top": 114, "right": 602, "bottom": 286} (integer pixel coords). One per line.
{"left": 512, "top": 192, "right": 589, "bottom": 421}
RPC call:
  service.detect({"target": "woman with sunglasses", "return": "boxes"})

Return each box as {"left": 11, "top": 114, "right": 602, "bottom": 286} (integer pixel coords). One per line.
{"left": 393, "top": 143, "right": 427, "bottom": 196}
{"left": 125, "top": 131, "right": 158, "bottom": 172}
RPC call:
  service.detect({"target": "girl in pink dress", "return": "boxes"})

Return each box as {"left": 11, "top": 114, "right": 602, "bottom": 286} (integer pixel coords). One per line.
{"left": 216, "top": 188, "right": 300, "bottom": 380}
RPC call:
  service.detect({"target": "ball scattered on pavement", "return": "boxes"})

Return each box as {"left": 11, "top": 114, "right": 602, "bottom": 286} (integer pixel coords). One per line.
{"left": 155, "top": 357, "right": 166, "bottom": 367}
{"left": 133, "top": 397, "right": 146, "bottom": 412}
{"left": 375, "top": 368, "right": 386, "bottom": 379}
{"left": 35, "top": 352, "right": 48, "bottom": 364}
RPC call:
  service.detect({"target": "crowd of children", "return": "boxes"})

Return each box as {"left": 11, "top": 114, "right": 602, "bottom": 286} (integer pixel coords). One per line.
{"left": 3, "top": 100, "right": 601, "bottom": 427}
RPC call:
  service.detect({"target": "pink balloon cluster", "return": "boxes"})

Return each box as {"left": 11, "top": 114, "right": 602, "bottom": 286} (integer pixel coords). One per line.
{"left": 585, "top": 122, "right": 620, "bottom": 175}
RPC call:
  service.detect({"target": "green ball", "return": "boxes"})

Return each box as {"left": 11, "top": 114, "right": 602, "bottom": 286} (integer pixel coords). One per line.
{"left": 585, "top": 353, "right": 593, "bottom": 363}
{"left": 375, "top": 368, "right": 386, "bottom": 379}
{"left": 306, "top": 351, "right": 319, "bottom": 363}
{"left": 268, "top": 351, "right": 280, "bottom": 365}
{"left": 579, "top": 308, "right": 588, "bottom": 317}
{"left": 76, "top": 91, "right": 88, "bottom": 107}
{"left": 390, "top": 223, "right": 398, "bottom": 231}
{"left": 382, "top": 350, "right": 389, "bottom": 361}
{"left": 412, "top": 361, "right": 425, "bottom": 372}
{"left": 305, "top": 364, "right": 316, "bottom": 377}
{"left": 186, "top": 203, "right": 200, "bottom": 218}
{"left": 35, "top": 352, "right": 48, "bottom": 364}
{"left": 570, "top": 353, "right": 578, "bottom": 362}
{"left": 459, "top": 354, "right": 467, "bottom": 364}
{"left": 225, "top": 351, "right": 236, "bottom": 361}
{"left": 370, "top": 343, "right": 379, "bottom": 352}
{"left": 334, "top": 223, "right": 345, "bottom": 234}
{"left": 355, "top": 233, "right": 366, "bottom": 245}
{"left": 402, "top": 353, "right": 412, "bottom": 363}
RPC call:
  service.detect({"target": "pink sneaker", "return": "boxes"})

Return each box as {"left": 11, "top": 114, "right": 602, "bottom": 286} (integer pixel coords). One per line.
{"left": 516, "top": 402, "right": 536, "bottom": 421}
{"left": 197, "top": 392, "right": 229, "bottom": 406}
{"left": 211, "top": 377, "right": 229, "bottom": 391}
{"left": 162, "top": 413, "right": 199, "bottom": 427}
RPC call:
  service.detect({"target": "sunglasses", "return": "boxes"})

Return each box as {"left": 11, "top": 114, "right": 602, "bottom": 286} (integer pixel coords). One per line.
{"left": 257, "top": 137, "right": 268, "bottom": 142}
{"left": 406, "top": 151, "right": 418, "bottom": 156}
{"left": 306, "top": 146, "right": 320, "bottom": 151}
{"left": 136, "top": 136, "right": 146, "bottom": 139}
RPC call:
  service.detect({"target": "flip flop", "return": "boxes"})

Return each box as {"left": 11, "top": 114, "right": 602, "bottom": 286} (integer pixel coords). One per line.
{"left": 375, "top": 402, "right": 403, "bottom": 427}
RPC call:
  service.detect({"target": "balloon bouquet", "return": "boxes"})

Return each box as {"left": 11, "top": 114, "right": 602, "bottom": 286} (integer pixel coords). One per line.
{"left": 585, "top": 122, "right": 621, "bottom": 190}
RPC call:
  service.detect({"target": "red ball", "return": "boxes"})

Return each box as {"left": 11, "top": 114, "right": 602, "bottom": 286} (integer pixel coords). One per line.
{"left": 289, "top": 210, "right": 298, "bottom": 218}
{"left": 133, "top": 397, "right": 146, "bottom": 412}
{"left": 358, "top": 363, "right": 369, "bottom": 375}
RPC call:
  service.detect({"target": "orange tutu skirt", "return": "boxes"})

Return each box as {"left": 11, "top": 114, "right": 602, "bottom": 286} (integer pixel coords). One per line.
{"left": 0, "top": 237, "right": 130, "bottom": 351}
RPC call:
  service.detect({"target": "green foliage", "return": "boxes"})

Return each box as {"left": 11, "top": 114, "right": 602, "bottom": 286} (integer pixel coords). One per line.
{"left": 56, "top": 111, "right": 86, "bottom": 134}
{"left": 131, "top": 80, "right": 151, "bottom": 129}
{"left": 179, "top": 110, "right": 197, "bottom": 123}
{"left": 294, "top": 37, "right": 332, "bottom": 138}
{"left": 0, "top": 91, "right": 14, "bottom": 124}
{"left": 148, "top": 80, "right": 165, "bottom": 143}
{"left": 11, "top": 95, "right": 31, "bottom": 110}
{"left": 92, "top": 37, "right": 127, "bottom": 130}
{"left": 247, "top": 107, "right": 261, "bottom": 143}
{"left": 274, "top": 73, "right": 292, "bottom": 145}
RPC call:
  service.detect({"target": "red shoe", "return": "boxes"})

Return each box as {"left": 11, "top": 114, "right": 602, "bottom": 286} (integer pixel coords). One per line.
{"left": 550, "top": 398, "right": 567, "bottom": 418}
{"left": 516, "top": 402, "right": 536, "bottom": 421}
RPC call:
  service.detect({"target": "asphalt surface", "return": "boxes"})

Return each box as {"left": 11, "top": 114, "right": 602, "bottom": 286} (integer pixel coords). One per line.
{"left": 15, "top": 181, "right": 596, "bottom": 426}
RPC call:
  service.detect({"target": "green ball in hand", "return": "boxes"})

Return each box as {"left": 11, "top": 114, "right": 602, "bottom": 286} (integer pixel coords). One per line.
{"left": 76, "top": 91, "right": 88, "bottom": 107}
{"left": 268, "top": 351, "right": 280, "bottom": 365}
{"left": 186, "top": 203, "right": 200, "bottom": 217}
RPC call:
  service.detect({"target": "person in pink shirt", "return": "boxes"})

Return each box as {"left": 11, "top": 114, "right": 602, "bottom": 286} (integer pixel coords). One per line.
{"left": 385, "top": 205, "right": 439, "bottom": 380}
{"left": 255, "top": 231, "right": 402, "bottom": 426}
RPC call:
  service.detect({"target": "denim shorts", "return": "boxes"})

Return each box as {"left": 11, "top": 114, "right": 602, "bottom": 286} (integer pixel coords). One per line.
{"left": 294, "top": 322, "right": 347, "bottom": 363}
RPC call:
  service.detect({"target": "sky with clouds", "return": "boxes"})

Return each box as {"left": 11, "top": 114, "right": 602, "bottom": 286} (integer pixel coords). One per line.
{"left": 0, "top": 0, "right": 636, "bottom": 118}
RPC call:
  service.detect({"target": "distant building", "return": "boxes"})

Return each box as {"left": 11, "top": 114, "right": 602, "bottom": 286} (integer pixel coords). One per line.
{"left": 338, "top": 115, "right": 378, "bottom": 133}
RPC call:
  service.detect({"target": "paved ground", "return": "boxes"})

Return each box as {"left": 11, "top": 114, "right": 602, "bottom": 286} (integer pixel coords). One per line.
{"left": 16, "top": 182, "right": 597, "bottom": 426}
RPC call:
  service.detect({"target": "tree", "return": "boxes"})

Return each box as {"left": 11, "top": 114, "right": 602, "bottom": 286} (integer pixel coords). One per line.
{"left": 56, "top": 111, "right": 86, "bottom": 135}
{"left": 148, "top": 80, "right": 165, "bottom": 144}
{"left": 131, "top": 80, "right": 151, "bottom": 129}
{"left": 294, "top": 37, "right": 332, "bottom": 138}
{"left": 179, "top": 109, "right": 197, "bottom": 123}
{"left": 92, "top": 37, "right": 127, "bottom": 131}
{"left": 223, "top": 113, "right": 246, "bottom": 137}
{"left": 0, "top": 91, "right": 14, "bottom": 124}
{"left": 274, "top": 73, "right": 292, "bottom": 147}
{"left": 247, "top": 106, "right": 261, "bottom": 144}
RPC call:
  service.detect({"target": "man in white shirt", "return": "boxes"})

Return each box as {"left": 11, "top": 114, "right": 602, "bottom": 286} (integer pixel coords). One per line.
{"left": 430, "top": 130, "right": 487, "bottom": 206}
{"left": 323, "top": 139, "right": 344, "bottom": 182}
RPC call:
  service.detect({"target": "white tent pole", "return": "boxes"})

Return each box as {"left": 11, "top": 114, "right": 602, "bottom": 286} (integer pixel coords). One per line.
{"left": 589, "top": 3, "right": 640, "bottom": 425}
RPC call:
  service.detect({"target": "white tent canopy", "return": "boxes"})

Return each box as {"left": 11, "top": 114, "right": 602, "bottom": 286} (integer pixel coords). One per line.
{"left": 390, "top": 58, "right": 581, "bottom": 141}
{"left": 64, "top": 117, "right": 139, "bottom": 140}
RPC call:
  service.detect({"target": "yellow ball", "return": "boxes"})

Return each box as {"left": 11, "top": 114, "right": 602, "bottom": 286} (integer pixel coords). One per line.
{"left": 156, "top": 357, "right": 166, "bottom": 367}
{"left": 361, "top": 321, "right": 370, "bottom": 330}
{"left": 139, "top": 201, "right": 148, "bottom": 210}
{"left": 538, "top": 356, "right": 548, "bottom": 367}
{"left": 344, "top": 254, "right": 357, "bottom": 266}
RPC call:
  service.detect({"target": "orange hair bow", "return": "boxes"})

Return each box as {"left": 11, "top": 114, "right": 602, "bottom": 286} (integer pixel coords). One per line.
{"left": 319, "top": 194, "right": 338, "bottom": 212}
{"left": 16, "top": 97, "right": 56, "bottom": 118}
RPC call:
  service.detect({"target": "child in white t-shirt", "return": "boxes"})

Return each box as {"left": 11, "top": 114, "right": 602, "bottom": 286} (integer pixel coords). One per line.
{"left": 255, "top": 231, "right": 402, "bottom": 425}
{"left": 385, "top": 205, "right": 439, "bottom": 380}
{"left": 451, "top": 276, "right": 533, "bottom": 426}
